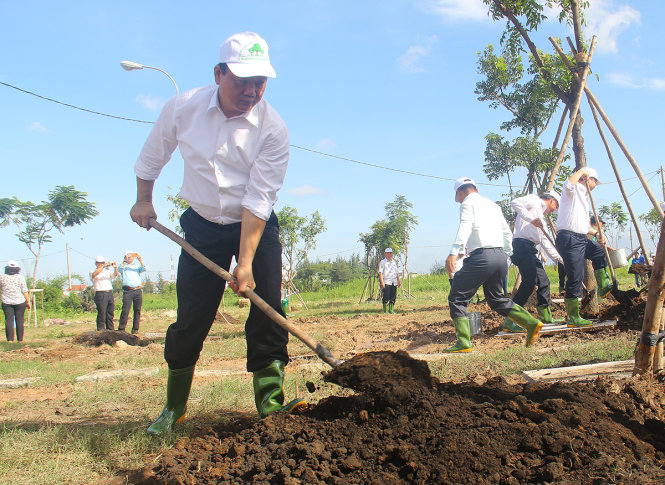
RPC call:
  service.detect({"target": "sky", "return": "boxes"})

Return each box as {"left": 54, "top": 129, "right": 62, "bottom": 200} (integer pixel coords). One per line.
{"left": 1, "top": 0, "right": 664, "bottom": 284}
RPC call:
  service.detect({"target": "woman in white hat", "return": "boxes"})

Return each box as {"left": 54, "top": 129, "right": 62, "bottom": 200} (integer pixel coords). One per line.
{"left": 0, "top": 260, "right": 31, "bottom": 342}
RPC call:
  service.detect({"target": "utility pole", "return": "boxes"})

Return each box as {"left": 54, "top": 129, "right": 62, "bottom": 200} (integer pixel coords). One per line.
{"left": 66, "top": 243, "right": 72, "bottom": 290}
{"left": 660, "top": 165, "right": 665, "bottom": 201}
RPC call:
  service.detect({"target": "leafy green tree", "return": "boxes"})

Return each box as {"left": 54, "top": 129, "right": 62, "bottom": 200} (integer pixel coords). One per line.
{"left": 277, "top": 206, "right": 326, "bottom": 284}
{"left": 639, "top": 208, "right": 662, "bottom": 247}
{"left": 0, "top": 186, "right": 98, "bottom": 288}
{"left": 598, "top": 202, "right": 628, "bottom": 248}
{"left": 166, "top": 188, "right": 190, "bottom": 235}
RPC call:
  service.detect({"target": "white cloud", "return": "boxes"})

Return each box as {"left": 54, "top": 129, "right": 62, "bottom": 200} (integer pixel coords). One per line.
{"left": 135, "top": 93, "right": 164, "bottom": 111}
{"left": 397, "top": 35, "right": 438, "bottom": 73}
{"left": 607, "top": 73, "right": 665, "bottom": 90}
{"left": 26, "top": 121, "right": 48, "bottom": 133}
{"left": 419, "top": 0, "right": 488, "bottom": 22}
{"left": 316, "top": 138, "right": 336, "bottom": 151}
{"left": 288, "top": 185, "right": 327, "bottom": 196}
{"left": 585, "top": 0, "right": 641, "bottom": 54}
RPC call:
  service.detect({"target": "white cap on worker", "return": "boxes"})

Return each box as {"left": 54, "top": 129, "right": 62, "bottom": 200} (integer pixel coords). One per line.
{"left": 454, "top": 177, "right": 476, "bottom": 192}
{"left": 219, "top": 31, "right": 276, "bottom": 78}
{"left": 125, "top": 251, "right": 134, "bottom": 256}
{"left": 384, "top": 248, "right": 393, "bottom": 253}
{"left": 543, "top": 190, "right": 561, "bottom": 206}
{"left": 95, "top": 256, "right": 106, "bottom": 263}
{"left": 7, "top": 260, "right": 19, "bottom": 268}
{"left": 586, "top": 167, "right": 600, "bottom": 182}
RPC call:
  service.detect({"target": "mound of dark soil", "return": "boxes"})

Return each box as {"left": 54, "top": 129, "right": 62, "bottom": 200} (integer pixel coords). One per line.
{"left": 134, "top": 351, "right": 665, "bottom": 484}
{"left": 70, "top": 330, "right": 149, "bottom": 347}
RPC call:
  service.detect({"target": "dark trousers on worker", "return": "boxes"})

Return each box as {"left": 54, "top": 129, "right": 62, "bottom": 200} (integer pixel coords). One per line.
{"left": 164, "top": 208, "right": 288, "bottom": 373}
{"left": 557, "top": 262, "right": 566, "bottom": 291}
{"left": 382, "top": 284, "right": 397, "bottom": 304}
{"left": 118, "top": 288, "right": 143, "bottom": 333}
{"left": 94, "top": 290, "right": 115, "bottom": 331}
{"left": 2, "top": 302, "right": 26, "bottom": 341}
{"left": 448, "top": 247, "right": 515, "bottom": 319}
{"left": 510, "top": 238, "right": 550, "bottom": 308}
{"left": 555, "top": 230, "right": 607, "bottom": 299}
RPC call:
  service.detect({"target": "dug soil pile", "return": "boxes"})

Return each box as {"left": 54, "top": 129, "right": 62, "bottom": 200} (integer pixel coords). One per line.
{"left": 136, "top": 351, "right": 665, "bottom": 484}
{"left": 71, "top": 330, "right": 150, "bottom": 347}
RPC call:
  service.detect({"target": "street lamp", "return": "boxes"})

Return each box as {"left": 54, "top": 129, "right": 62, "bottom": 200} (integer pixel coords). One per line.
{"left": 120, "top": 60, "right": 179, "bottom": 93}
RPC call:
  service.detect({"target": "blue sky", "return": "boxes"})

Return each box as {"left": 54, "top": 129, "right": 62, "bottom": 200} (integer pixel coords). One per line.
{"left": 1, "top": 0, "right": 664, "bottom": 283}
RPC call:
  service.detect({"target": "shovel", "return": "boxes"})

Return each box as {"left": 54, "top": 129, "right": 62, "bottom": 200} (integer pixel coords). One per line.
{"left": 148, "top": 218, "right": 343, "bottom": 368}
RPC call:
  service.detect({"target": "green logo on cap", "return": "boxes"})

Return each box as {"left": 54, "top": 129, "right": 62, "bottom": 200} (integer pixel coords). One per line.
{"left": 248, "top": 43, "right": 264, "bottom": 56}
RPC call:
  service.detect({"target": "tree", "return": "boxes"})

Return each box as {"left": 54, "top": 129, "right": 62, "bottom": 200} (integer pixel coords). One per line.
{"left": 598, "top": 202, "right": 628, "bottom": 248}
{"left": 166, "top": 188, "right": 190, "bottom": 235}
{"left": 639, "top": 208, "right": 661, "bottom": 247}
{"left": 0, "top": 186, "right": 98, "bottom": 288}
{"left": 277, "top": 206, "right": 326, "bottom": 284}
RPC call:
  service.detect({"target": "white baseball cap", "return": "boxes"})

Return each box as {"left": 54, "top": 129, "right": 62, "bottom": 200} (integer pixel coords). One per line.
{"left": 586, "top": 167, "right": 600, "bottom": 182}
{"left": 384, "top": 248, "right": 393, "bottom": 253}
{"left": 125, "top": 251, "right": 134, "bottom": 256}
{"left": 543, "top": 190, "right": 561, "bottom": 206}
{"left": 219, "top": 31, "right": 276, "bottom": 78}
{"left": 95, "top": 256, "right": 106, "bottom": 263}
{"left": 454, "top": 177, "right": 476, "bottom": 192}
{"left": 7, "top": 260, "right": 19, "bottom": 268}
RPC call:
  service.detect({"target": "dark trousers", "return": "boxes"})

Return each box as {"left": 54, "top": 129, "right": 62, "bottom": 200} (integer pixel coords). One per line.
{"left": 118, "top": 289, "right": 143, "bottom": 332}
{"left": 382, "top": 284, "right": 397, "bottom": 304}
{"left": 164, "top": 208, "right": 288, "bottom": 373}
{"left": 555, "top": 230, "right": 607, "bottom": 299}
{"left": 2, "top": 302, "right": 26, "bottom": 341}
{"left": 94, "top": 291, "right": 115, "bottom": 330}
{"left": 557, "top": 262, "right": 566, "bottom": 290}
{"left": 510, "top": 238, "right": 550, "bottom": 307}
{"left": 448, "top": 248, "right": 515, "bottom": 319}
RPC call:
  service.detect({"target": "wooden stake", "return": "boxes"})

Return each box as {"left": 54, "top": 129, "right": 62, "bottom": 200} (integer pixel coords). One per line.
{"left": 634, "top": 217, "right": 665, "bottom": 376}
{"left": 545, "top": 36, "right": 597, "bottom": 192}
{"left": 584, "top": 178, "right": 616, "bottom": 282}
{"left": 549, "top": 37, "right": 664, "bottom": 218}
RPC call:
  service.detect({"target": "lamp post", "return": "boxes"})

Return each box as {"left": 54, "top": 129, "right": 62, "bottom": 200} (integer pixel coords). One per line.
{"left": 120, "top": 60, "right": 179, "bottom": 93}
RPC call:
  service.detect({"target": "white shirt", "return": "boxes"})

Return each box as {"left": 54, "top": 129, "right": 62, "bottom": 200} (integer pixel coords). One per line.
{"left": 556, "top": 180, "right": 590, "bottom": 235}
{"left": 511, "top": 194, "right": 562, "bottom": 264}
{"left": 0, "top": 273, "right": 28, "bottom": 305}
{"left": 91, "top": 268, "right": 114, "bottom": 292}
{"left": 450, "top": 192, "right": 513, "bottom": 257}
{"left": 135, "top": 85, "right": 289, "bottom": 224}
{"left": 378, "top": 258, "right": 399, "bottom": 285}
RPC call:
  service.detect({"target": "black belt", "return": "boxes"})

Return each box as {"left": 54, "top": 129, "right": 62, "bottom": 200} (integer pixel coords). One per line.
{"left": 470, "top": 247, "right": 502, "bottom": 256}
{"left": 123, "top": 286, "right": 142, "bottom": 291}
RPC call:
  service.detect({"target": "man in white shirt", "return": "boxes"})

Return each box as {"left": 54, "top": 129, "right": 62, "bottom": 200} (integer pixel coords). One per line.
{"left": 555, "top": 167, "right": 612, "bottom": 327}
{"left": 90, "top": 256, "right": 118, "bottom": 331}
{"left": 502, "top": 191, "right": 563, "bottom": 333}
{"left": 130, "top": 32, "right": 303, "bottom": 436}
{"left": 444, "top": 177, "right": 543, "bottom": 352}
{"left": 378, "top": 248, "right": 401, "bottom": 313}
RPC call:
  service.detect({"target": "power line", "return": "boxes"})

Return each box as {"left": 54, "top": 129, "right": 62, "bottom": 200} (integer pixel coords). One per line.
{"left": 1, "top": 80, "right": 659, "bottom": 187}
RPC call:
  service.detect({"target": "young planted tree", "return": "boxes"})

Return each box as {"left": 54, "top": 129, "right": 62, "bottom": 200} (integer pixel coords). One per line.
{"left": 598, "top": 202, "right": 628, "bottom": 249}
{"left": 277, "top": 206, "right": 326, "bottom": 285}
{"left": 0, "top": 186, "right": 98, "bottom": 288}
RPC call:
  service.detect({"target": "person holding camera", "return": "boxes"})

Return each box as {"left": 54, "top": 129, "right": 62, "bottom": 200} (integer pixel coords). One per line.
{"left": 91, "top": 256, "right": 118, "bottom": 331}
{"left": 117, "top": 251, "right": 146, "bottom": 334}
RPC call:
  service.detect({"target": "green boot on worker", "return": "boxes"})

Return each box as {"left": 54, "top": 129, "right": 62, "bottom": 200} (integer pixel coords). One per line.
{"left": 594, "top": 267, "right": 614, "bottom": 299}
{"left": 388, "top": 302, "right": 394, "bottom": 314}
{"left": 382, "top": 302, "right": 388, "bottom": 313}
{"left": 537, "top": 305, "right": 564, "bottom": 324}
{"left": 443, "top": 317, "right": 473, "bottom": 353}
{"left": 564, "top": 298, "right": 593, "bottom": 327}
{"left": 253, "top": 360, "right": 307, "bottom": 418}
{"left": 501, "top": 316, "right": 525, "bottom": 333}
{"left": 147, "top": 365, "right": 195, "bottom": 436}
{"left": 506, "top": 305, "right": 543, "bottom": 347}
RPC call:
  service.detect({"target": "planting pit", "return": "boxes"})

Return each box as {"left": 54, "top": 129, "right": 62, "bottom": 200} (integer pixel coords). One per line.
{"left": 135, "top": 350, "right": 665, "bottom": 484}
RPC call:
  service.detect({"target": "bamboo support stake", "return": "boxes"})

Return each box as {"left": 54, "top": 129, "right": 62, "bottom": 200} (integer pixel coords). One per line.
{"left": 587, "top": 97, "right": 650, "bottom": 265}
{"left": 634, "top": 218, "right": 665, "bottom": 376}
{"left": 549, "top": 37, "right": 664, "bottom": 218}
{"left": 546, "top": 36, "right": 597, "bottom": 192}
{"left": 585, "top": 179, "right": 616, "bottom": 282}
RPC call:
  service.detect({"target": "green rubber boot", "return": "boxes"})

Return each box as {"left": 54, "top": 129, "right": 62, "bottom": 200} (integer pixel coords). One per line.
{"left": 537, "top": 305, "right": 564, "bottom": 324}
{"left": 443, "top": 317, "right": 473, "bottom": 353}
{"left": 147, "top": 365, "right": 195, "bottom": 436}
{"left": 388, "top": 302, "right": 394, "bottom": 314}
{"left": 507, "top": 305, "right": 543, "bottom": 347}
{"left": 382, "top": 302, "right": 388, "bottom": 313}
{"left": 594, "top": 267, "right": 614, "bottom": 299}
{"left": 253, "top": 360, "right": 307, "bottom": 418}
{"left": 501, "top": 316, "right": 525, "bottom": 333}
{"left": 564, "top": 298, "right": 593, "bottom": 327}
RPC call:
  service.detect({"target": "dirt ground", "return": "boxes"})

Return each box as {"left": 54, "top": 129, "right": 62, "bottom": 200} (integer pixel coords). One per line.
{"left": 5, "top": 293, "right": 665, "bottom": 484}
{"left": 114, "top": 294, "right": 665, "bottom": 485}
